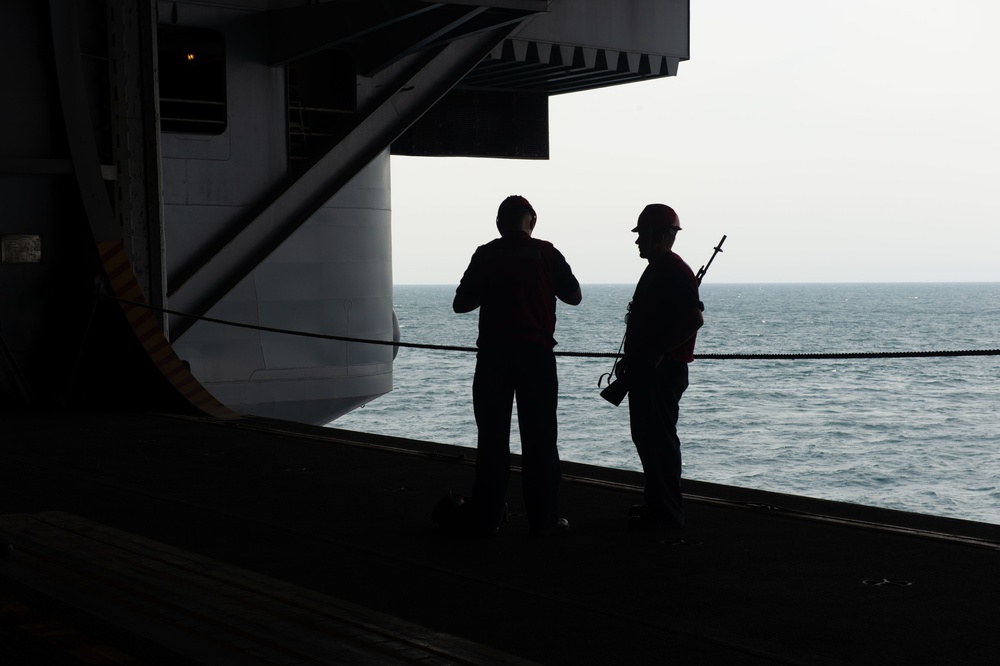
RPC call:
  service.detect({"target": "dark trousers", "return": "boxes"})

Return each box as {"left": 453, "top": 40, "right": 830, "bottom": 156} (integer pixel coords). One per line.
{"left": 472, "top": 347, "right": 561, "bottom": 531}
{"left": 628, "top": 360, "right": 689, "bottom": 525}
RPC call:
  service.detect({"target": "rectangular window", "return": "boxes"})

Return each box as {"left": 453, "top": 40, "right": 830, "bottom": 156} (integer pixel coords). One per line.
{"left": 286, "top": 50, "right": 356, "bottom": 163}
{"left": 158, "top": 26, "right": 227, "bottom": 135}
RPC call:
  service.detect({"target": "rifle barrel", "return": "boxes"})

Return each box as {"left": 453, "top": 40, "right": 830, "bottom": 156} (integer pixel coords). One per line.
{"left": 696, "top": 234, "right": 727, "bottom": 284}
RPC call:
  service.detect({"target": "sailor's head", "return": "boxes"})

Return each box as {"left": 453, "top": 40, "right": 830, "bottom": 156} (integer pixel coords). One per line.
{"left": 633, "top": 203, "right": 681, "bottom": 259}
{"left": 496, "top": 195, "right": 537, "bottom": 236}
{"left": 632, "top": 204, "right": 681, "bottom": 234}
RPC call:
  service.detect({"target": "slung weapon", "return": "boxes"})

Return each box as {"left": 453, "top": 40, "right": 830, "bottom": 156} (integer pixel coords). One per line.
{"left": 599, "top": 234, "right": 727, "bottom": 406}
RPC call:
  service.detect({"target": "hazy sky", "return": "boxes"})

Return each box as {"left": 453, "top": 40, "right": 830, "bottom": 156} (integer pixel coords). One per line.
{"left": 389, "top": 0, "right": 1000, "bottom": 285}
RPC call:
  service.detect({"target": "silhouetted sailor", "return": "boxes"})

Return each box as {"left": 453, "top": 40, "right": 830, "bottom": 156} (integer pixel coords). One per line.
{"left": 616, "top": 204, "right": 703, "bottom": 530}
{"left": 453, "top": 195, "right": 582, "bottom": 537}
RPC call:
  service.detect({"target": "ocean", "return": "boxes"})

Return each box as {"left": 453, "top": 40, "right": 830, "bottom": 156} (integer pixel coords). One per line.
{"left": 329, "top": 283, "right": 1000, "bottom": 526}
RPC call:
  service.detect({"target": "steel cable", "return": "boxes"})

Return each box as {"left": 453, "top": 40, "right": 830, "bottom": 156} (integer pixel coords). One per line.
{"left": 106, "top": 295, "right": 1000, "bottom": 361}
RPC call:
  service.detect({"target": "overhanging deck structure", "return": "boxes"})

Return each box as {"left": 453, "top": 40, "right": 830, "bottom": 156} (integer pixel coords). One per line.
{"left": 1, "top": 0, "right": 688, "bottom": 422}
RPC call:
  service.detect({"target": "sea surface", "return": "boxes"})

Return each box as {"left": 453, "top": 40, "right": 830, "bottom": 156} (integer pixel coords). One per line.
{"left": 329, "top": 283, "right": 1000, "bottom": 526}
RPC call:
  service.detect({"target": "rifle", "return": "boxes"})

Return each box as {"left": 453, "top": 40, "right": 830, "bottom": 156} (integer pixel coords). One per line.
{"left": 599, "top": 234, "right": 727, "bottom": 406}
{"left": 696, "top": 234, "right": 727, "bottom": 284}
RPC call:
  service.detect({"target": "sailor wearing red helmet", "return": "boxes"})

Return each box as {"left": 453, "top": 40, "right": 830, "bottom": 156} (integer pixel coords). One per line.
{"left": 617, "top": 203, "right": 703, "bottom": 530}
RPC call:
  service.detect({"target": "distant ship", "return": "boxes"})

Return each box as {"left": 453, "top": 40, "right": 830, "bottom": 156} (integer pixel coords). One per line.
{"left": 0, "top": 0, "right": 688, "bottom": 424}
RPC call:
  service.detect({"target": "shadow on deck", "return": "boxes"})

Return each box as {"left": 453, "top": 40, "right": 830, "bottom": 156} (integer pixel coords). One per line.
{"left": 1, "top": 409, "right": 998, "bottom": 664}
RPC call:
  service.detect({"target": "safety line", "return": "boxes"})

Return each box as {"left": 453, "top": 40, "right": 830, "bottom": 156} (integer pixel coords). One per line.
{"left": 105, "top": 295, "right": 1000, "bottom": 361}
{"left": 694, "top": 349, "right": 1000, "bottom": 360}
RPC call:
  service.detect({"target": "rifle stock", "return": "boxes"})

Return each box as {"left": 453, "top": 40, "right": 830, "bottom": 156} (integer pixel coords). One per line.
{"left": 600, "top": 377, "right": 630, "bottom": 406}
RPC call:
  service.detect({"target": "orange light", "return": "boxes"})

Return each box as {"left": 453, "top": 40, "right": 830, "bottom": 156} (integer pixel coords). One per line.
{"left": 186, "top": 53, "right": 195, "bottom": 61}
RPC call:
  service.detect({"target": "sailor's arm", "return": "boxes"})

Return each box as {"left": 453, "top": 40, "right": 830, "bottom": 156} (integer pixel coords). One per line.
{"left": 452, "top": 293, "right": 480, "bottom": 313}
{"left": 558, "top": 285, "right": 582, "bottom": 306}
{"left": 618, "top": 305, "right": 703, "bottom": 375}
{"left": 649, "top": 305, "right": 703, "bottom": 367}
{"left": 453, "top": 251, "right": 482, "bottom": 313}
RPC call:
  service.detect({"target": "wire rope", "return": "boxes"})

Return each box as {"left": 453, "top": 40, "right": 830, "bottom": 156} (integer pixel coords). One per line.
{"left": 106, "top": 295, "right": 1000, "bottom": 361}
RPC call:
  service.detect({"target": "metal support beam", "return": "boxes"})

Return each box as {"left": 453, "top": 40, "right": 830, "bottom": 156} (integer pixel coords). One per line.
{"left": 351, "top": 6, "right": 497, "bottom": 76}
{"left": 268, "top": 1, "right": 441, "bottom": 66}
{"left": 48, "top": 0, "right": 118, "bottom": 243}
{"left": 168, "top": 25, "right": 519, "bottom": 341}
{"left": 106, "top": 0, "right": 167, "bottom": 326}
{"left": 421, "top": 0, "right": 549, "bottom": 9}
{"left": 269, "top": 1, "right": 537, "bottom": 76}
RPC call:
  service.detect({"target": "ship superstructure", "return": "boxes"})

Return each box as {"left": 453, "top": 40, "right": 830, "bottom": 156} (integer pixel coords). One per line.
{"left": 0, "top": 0, "right": 688, "bottom": 423}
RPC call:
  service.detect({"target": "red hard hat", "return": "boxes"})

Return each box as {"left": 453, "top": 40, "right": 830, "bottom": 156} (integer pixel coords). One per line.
{"left": 632, "top": 204, "right": 681, "bottom": 232}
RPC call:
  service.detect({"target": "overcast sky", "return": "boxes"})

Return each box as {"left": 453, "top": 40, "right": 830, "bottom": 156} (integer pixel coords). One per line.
{"left": 388, "top": 0, "right": 1000, "bottom": 285}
